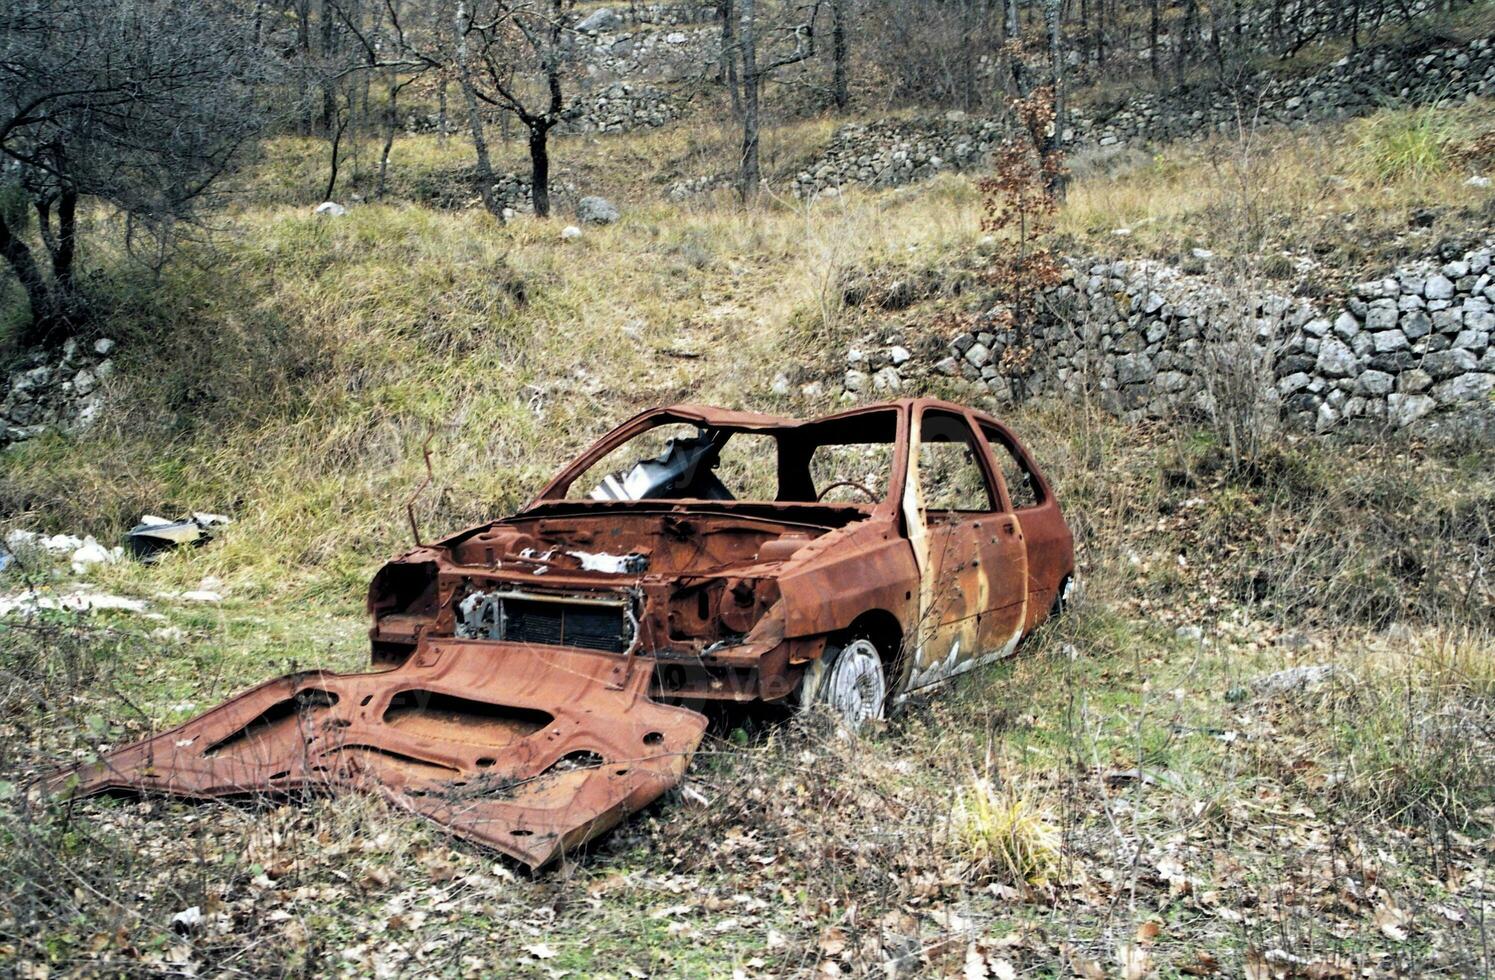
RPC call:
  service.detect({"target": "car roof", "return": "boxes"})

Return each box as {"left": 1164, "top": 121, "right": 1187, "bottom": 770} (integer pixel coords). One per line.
{"left": 656, "top": 398, "right": 1003, "bottom": 432}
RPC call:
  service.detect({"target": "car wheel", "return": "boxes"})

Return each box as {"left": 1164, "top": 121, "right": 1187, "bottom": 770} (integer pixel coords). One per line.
{"left": 799, "top": 638, "right": 887, "bottom": 733}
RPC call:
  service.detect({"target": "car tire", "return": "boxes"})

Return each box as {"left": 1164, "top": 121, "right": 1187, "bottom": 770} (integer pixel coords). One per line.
{"left": 798, "top": 637, "right": 887, "bottom": 733}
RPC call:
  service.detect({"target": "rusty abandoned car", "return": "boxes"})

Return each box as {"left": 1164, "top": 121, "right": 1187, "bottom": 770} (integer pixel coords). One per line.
{"left": 48, "top": 398, "right": 1075, "bottom": 868}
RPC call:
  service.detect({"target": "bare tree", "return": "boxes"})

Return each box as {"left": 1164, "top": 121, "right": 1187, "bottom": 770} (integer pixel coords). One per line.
{"left": 0, "top": 0, "right": 271, "bottom": 347}
{"left": 736, "top": 0, "right": 821, "bottom": 199}
{"left": 459, "top": 0, "right": 580, "bottom": 217}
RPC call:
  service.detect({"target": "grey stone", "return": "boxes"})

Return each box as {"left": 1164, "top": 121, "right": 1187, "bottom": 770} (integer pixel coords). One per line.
{"left": 1372, "top": 330, "right": 1410, "bottom": 353}
{"left": 1115, "top": 353, "right": 1157, "bottom": 385}
{"left": 1423, "top": 348, "right": 1478, "bottom": 378}
{"left": 843, "top": 369, "right": 869, "bottom": 392}
{"left": 965, "top": 342, "right": 992, "bottom": 367}
{"left": 1356, "top": 370, "right": 1394, "bottom": 395}
{"left": 1333, "top": 311, "right": 1361, "bottom": 339}
{"left": 872, "top": 366, "right": 902, "bottom": 392}
{"left": 1278, "top": 372, "right": 1312, "bottom": 395}
{"left": 1431, "top": 373, "right": 1494, "bottom": 403}
{"left": 576, "top": 196, "right": 620, "bottom": 224}
{"left": 1365, "top": 300, "right": 1399, "bottom": 330}
{"left": 1388, "top": 392, "right": 1437, "bottom": 426}
{"left": 576, "top": 7, "right": 621, "bottom": 31}
{"left": 1402, "top": 310, "right": 1432, "bottom": 338}
{"left": 934, "top": 356, "right": 960, "bottom": 376}
{"left": 1315, "top": 337, "right": 1357, "bottom": 377}
{"left": 1398, "top": 368, "right": 1433, "bottom": 393}
{"left": 888, "top": 345, "right": 912, "bottom": 366}
{"left": 1424, "top": 274, "right": 1456, "bottom": 300}
{"left": 1453, "top": 329, "right": 1488, "bottom": 352}
{"left": 1303, "top": 317, "right": 1331, "bottom": 337}
{"left": 1315, "top": 401, "right": 1341, "bottom": 432}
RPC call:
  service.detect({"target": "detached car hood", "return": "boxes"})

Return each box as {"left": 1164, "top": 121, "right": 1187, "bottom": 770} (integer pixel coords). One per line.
{"left": 44, "top": 640, "right": 705, "bottom": 869}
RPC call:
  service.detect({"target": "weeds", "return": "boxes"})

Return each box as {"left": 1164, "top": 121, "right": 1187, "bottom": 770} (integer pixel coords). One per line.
{"left": 951, "top": 775, "right": 1061, "bottom": 888}
{"left": 1351, "top": 101, "right": 1460, "bottom": 182}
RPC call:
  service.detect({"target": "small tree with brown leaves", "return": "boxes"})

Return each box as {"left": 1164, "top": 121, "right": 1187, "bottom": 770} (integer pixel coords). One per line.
{"left": 977, "top": 87, "right": 1066, "bottom": 399}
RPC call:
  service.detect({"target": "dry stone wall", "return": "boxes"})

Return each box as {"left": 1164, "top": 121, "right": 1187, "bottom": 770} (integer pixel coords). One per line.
{"left": 792, "top": 37, "right": 1493, "bottom": 198}
{"left": 1075, "top": 36, "right": 1494, "bottom": 149}
{"left": 2, "top": 337, "right": 117, "bottom": 448}
{"left": 838, "top": 243, "right": 1495, "bottom": 438}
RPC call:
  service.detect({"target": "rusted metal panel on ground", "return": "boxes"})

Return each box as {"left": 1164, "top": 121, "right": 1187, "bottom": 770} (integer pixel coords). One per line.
{"left": 45, "top": 643, "right": 706, "bottom": 869}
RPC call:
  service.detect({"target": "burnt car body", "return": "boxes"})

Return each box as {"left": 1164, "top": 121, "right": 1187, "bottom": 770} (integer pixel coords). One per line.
{"left": 48, "top": 398, "right": 1074, "bottom": 868}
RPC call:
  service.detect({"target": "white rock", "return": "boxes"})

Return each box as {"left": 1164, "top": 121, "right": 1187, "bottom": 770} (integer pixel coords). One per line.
{"left": 1465, "top": 175, "right": 1492, "bottom": 188}
{"left": 313, "top": 201, "right": 348, "bottom": 217}
{"left": 1251, "top": 665, "right": 1340, "bottom": 697}
{"left": 560, "top": 225, "right": 583, "bottom": 240}
{"left": 770, "top": 373, "right": 791, "bottom": 396}
{"left": 179, "top": 590, "right": 224, "bottom": 603}
{"left": 41, "top": 533, "right": 85, "bottom": 555}
{"left": 889, "top": 345, "right": 912, "bottom": 366}
{"left": 93, "top": 338, "right": 116, "bottom": 356}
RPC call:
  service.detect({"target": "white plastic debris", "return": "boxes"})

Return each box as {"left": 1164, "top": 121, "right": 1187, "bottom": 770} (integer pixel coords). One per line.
{"left": 70, "top": 535, "right": 123, "bottom": 573}
{"left": 170, "top": 906, "right": 203, "bottom": 933}
{"left": 314, "top": 201, "right": 348, "bottom": 217}
{"left": 178, "top": 590, "right": 223, "bottom": 603}
{"left": 0, "top": 589, "right": 147, "bottom": 616}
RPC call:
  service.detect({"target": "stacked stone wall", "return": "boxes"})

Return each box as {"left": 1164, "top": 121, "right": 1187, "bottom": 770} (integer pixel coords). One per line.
{"left": 791, "top": 37, "right": 1493, "bottom": 198}
{"left": 838, "top": 244, "right": 1495, "bottom": 437}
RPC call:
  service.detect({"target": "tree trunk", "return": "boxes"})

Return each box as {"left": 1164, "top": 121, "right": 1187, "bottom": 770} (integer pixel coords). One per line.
{"left": 324, "top": 111, "right": 348, "bottom": 201}
{"left": 831, "top": 0, "right": 848, "bottom": 110}
{"left": 320, "top": 0, "right": 338, "bottom": 135}
{"left": 0, "top": 209, "right": 58, "bottom": 346}
{"left": 438, "top": 78, "right": 449, "bottom": 143}
{"left": 738, "top": 0, "right": 761, "bottom": 200}
{"left": 717, "top": 0, "right": 743, "bottom": 118}
{"left": 1045, "top": 0, "right": 1067, "bottom": 199}
{"left": 456, "top": 3, "right": 503, "bottom": 218}
{"left": 378, "top": 78, "right": 398, "bottom": 198}
{"left": 52, "top": 186, "right": 77, "bottom": 290}
{"left": 528, "top": 124, "right": 552, "bottom": 217}
{"left": 1149, "top": 0, "right": 1161, "bottom": 81}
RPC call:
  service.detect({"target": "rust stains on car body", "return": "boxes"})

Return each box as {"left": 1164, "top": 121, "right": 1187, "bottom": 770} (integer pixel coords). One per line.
{"left": 44, "top": 398, "right": 1075, "bottom": 868}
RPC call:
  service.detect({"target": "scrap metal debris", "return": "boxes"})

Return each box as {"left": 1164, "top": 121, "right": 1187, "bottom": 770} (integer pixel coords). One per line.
{"left": 127, "top": 513, "right": 232, "bottom": 562}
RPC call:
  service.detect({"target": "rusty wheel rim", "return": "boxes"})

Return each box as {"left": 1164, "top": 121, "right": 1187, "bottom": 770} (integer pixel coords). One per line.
{"left": 824, "top": 639, "right": 886, "bottom": 732}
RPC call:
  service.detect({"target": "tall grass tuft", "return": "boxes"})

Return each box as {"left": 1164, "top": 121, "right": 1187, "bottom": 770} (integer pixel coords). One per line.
{"left": 951, "top": 775, "right": 1061, "bottom": 887}
{"left": 1351, "top": 102, "right": 1459, "bottom": 182}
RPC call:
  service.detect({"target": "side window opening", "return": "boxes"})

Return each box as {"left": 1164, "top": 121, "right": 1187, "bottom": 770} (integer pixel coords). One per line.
{"left": 982, "top": 425, "right": 1042, "bottom": 510}
{"left": 918, "top": 412, "right": 995, "bottom": 514}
